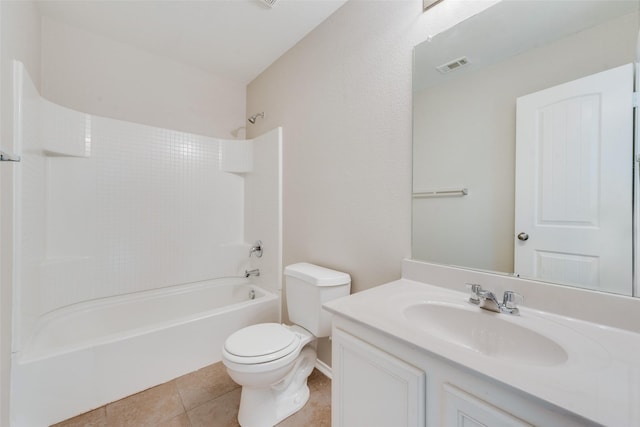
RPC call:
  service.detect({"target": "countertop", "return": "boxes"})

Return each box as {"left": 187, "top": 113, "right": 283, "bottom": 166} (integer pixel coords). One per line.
{"left": 324, "top": 278, "right": 640, "bottom": 426}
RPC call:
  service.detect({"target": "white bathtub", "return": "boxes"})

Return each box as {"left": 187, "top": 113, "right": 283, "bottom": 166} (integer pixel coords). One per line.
{"left": 11, "top": 278, "right": 279, "bottom": 427}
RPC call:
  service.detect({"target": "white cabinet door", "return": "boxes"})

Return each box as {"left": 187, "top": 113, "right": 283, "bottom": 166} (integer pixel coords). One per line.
{"left": 443, "top": 384, "right": 532, "bottom": 427}
{"left": 514, "top": 63, "right": 633, "bottom": 294}
{"left": 332, "top": 328, "right": 426, "bottom": 427}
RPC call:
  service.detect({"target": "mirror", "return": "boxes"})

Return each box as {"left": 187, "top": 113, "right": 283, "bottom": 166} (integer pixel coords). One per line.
{"left": 412, "top": 0, "right": 640, "bottom": 296}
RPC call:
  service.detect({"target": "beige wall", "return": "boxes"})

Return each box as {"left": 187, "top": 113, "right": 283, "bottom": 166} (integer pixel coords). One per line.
{"left": 413, "top": 11, "right": 638, "bottom": 274}
{"left": 246, "top": 0, "right": 496, "bottom": 363}
{"left": 248, "top": 0, "right": 415, "bottom": 292}
{"left": 0, "top": 1, "right": 41, "bottom": 424}
{"left": 41, "top": 17, "right": 246, "bottom": 139}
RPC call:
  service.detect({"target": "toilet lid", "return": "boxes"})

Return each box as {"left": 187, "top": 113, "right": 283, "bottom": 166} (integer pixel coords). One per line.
{"left": 224, "top": 323, "right": 299, "bottom": 364}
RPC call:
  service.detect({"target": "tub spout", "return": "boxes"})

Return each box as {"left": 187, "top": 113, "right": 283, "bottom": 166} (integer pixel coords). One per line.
{"left": 245, "top": 269, "right": 260, "bottom": 278}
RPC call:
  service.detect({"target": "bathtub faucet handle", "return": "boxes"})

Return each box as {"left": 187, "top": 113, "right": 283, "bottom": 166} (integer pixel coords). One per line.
{"left": 245, "top": 269, "right": 260, "bottom": 278}
{"left": 249, "top": 240, "right": 263, "bottom": 258}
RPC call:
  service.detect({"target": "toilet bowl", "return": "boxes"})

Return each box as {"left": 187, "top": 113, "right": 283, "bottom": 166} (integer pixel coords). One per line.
{"left": 222, "top": 323, "right": 316, "bottom": 427}
{"left": 221, "top": 263, "right": 351, "bottom": 427}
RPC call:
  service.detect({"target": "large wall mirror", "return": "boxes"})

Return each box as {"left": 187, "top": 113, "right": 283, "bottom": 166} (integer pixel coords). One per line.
{"left": 412, "top": 0, "right": 640, "bottom": 296}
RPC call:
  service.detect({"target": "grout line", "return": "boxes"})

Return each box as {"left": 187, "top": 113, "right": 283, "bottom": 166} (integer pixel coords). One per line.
{"left": 172, "top": 378, "right": 190, "bottom": 414}
{"left": 186, "top": 386, "right": 240, "bottom": 415}
{"left": 183, "top": 408, "right": 195, "bottom": 427}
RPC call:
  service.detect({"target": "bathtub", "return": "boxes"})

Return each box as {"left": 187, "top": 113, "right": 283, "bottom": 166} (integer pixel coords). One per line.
{"left": 11, "top": 278, "right": 279, "bottom": 427}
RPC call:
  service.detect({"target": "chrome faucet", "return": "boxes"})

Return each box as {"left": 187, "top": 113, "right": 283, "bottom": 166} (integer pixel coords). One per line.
{"left": 466, "top": 284, "right": 523, "bottom": 315}
{"left": 245, "top": 268, "right": 260, "bottom": 278}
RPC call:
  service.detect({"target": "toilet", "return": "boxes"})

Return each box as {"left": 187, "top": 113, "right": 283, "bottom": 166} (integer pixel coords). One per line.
{"left": 222, "top": 262, "right": 351, "bottom": 427}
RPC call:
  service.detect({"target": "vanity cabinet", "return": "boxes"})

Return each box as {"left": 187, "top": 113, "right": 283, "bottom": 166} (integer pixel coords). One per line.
{"left": 442, "top": 384, "right": 532, "bottom": 427}
{"left": 332, "top": 328, "right": 426, "bottom": 427}
{"left": 331, "top": 316, "right": 598, "bottom": 427}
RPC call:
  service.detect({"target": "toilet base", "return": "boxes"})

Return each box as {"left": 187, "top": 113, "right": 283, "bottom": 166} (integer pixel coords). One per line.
{"left": 237, "top": 346, "right": 316, "bottom": 427}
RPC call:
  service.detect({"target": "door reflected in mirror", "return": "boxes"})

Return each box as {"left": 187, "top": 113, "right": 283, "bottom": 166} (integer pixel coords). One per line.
{"left": 412, "top": 0, "right": 639, "bottom": 295}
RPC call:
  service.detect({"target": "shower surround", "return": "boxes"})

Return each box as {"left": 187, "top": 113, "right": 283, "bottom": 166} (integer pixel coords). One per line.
{"left": 10, "top": 61, "right": 282, "bottom": 426}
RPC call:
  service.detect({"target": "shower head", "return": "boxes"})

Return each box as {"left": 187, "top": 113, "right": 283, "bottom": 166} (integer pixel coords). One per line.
{"left": 248, "top": 112, "right": 264, "bottom": 124}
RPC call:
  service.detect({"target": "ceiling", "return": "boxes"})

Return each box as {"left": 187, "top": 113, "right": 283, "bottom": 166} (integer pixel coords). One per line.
{"left": 36, "top": 0, "right": 348, "bottom": 85}
{"left": 413, "top": 0, "right": 639, "bottom": 92}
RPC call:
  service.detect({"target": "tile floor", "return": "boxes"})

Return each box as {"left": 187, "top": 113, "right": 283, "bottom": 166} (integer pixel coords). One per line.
{"left": 52, "top": 363, "right": 331, "bottom": 427}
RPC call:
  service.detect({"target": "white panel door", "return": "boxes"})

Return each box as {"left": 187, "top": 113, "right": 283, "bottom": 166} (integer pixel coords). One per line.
{"left": 515, "top": 64, "right": 633, "bottom": 294}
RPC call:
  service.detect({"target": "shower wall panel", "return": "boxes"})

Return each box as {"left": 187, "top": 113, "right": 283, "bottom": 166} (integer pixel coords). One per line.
{"left": 43, "top": 119, "right": 247, "bottom": 307}
{"left": 15, "top": 62, "right": 248, "bottom": 351}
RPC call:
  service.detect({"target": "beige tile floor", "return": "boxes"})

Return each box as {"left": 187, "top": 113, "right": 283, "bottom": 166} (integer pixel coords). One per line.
{"left": 52, "top": 363, "right": 331, "bottom": 427}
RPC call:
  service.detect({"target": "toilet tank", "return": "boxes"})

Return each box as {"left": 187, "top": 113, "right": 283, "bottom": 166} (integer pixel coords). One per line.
{"left": 284, "top": 263, "right": 351, "bottom": 337}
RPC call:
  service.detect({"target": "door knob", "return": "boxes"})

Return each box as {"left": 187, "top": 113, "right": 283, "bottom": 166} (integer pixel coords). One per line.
{"left": 517, "top": 232, "right": 529, "bottom": 241}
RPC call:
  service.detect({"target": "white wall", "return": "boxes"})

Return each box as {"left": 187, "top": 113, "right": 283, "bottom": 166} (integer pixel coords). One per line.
{"left": 0, "top": 1, "right": 41, "bottom": 424}
{"left": 41, "top": 17, "right": 246, "bottom": 139}
{"left": 245, "top": 0, "right": 497, "bottom": 363}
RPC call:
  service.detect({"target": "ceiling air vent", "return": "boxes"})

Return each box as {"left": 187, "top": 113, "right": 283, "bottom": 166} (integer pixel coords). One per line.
{"left": 436, "top": 57, "right": 470, "bottom": 74}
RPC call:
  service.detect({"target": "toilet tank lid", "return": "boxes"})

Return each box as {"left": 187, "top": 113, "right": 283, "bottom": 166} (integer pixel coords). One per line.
{"left": 284, "top": 263, "right": 351, "bottom": 286}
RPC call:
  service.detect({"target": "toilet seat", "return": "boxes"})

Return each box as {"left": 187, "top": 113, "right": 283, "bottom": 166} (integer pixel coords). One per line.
{"left": 223, "top": 323, "right": 301, "bottom": 365}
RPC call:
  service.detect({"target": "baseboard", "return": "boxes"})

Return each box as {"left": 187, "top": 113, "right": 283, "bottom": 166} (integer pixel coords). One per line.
{"left": 315, "top": 359, "right": 332, "bottom": 379}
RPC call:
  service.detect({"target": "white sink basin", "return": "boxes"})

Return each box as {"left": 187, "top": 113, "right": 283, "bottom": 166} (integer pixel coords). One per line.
{"left": 403, "top": 302, "right": 568, "bottom": 366}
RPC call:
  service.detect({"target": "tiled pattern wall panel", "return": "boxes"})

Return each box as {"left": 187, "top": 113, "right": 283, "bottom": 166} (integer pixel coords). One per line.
{"left": 16, "top": 63, "right": 248, "bottom": 347}
{"left": 40, "top": 118, "right": 246, "bottom": 313}
{"left": 94, "top": 118, "right": 244, "bottom": 298}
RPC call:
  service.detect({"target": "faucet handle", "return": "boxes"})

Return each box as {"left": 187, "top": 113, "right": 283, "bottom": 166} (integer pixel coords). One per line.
{"left": 465, "top": 283, "right": 482, "bottom": 304}
{"left": 466, "top": 283, "right": 482, "bottom": 293}
{"left": 502, "top": 291, "right": 523, "bottom": 309}
{"left": 249, "top": 240, "right": 263, "bottom": 258}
